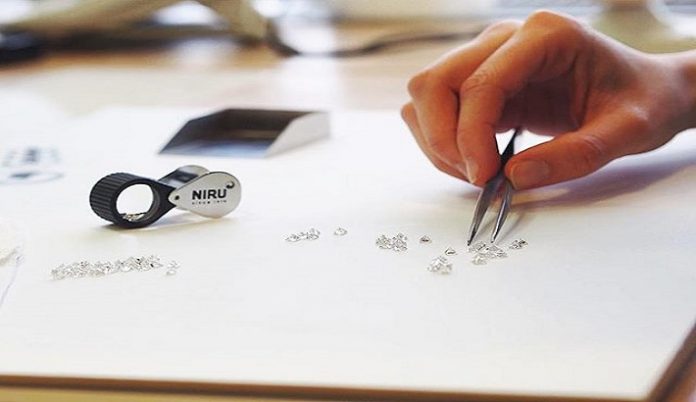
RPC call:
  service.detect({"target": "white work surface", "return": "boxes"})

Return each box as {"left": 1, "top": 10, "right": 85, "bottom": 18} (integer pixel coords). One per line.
{"left": 0, "top": 109, "right": 695, "bottom": 402}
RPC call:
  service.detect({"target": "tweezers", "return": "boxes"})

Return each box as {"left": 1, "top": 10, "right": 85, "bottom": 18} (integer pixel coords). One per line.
{"left": 466, "top": 127, "right": 522, "bottom": 246}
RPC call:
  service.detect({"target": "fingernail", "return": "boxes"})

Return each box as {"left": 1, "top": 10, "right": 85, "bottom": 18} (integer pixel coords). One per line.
{"left": 510, "top": 160, "right": 550, "bottom": 189}
{"left": 462, "top": 159, "right": 479, "bottom": 184}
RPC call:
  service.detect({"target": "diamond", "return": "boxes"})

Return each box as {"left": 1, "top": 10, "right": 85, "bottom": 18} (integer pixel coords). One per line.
{"left": 444, "top": 247, "right": 457, "bottom": 256}
{"left": 428, "top": 256, "right": 453, "bottom": 274}
{"left": 376, "top": 234, "right": 391, "bottom": 249}
{"left": 121, "top": 258, "right": 135, "bottom": 272}
{"left": 419, "top": 235, "right": 431, "bottom": 244}
{"left": 165, "top": 260, "right": 180, "bottom": 276}
{"left": 51, "top": 266, "right": 66, "bottom": 280}
{"left": 509, "top": 239, "right": 529, "bottom": 250}
{"left": 468, "top": 241, "right": 488, "bottom": 253}
{"left": 51, "top": 256, "right": 178, "bottom": 280}
{"left": 392, "top": 240, "right": 407, "bottom": 252}
{"left": 146, "top": 255, "right": 163, "bottom": 269}
{"left": 90, "top": 262, "right": 107, "bottom": 276}
{"left": 480, "top": 245, "right": 506, "bottom": 259}
{"left": 102, "top": 262, "right": 115, "bottom": 274}
{"left": 472, "top": 254, "right": 488, "bottom": 265}
{"left": 285, "top": 234, "right": 301, "bottom": 242}
{"left": 287, "top": 228, "right": 321, "bottom": 242}
{"left": 376, "top": 233, "right": 408, "bottom": 252}
{"left": 334, "top": 227, "right": 348, "bottom": 236}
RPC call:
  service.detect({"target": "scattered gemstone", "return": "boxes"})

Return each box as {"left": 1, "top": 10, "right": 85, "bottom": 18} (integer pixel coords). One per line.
{"left": 308, "top": 228, "right": 320, "bottom": 239}
{"left": 375, "top": 233, "right": 408, "bottom": 252}
{"left": 51, "top": 266, "right": 66, "bottom": 280}
{"left": 428, "top": 256, "right": 453, "bottom": 274}
{"left": 334, "top": 227, "right": 348, "bottom": 236}
{"left": 376, "top": 234, "right": 391, "bottom": 249}
{"left": 509, "top": 239, "right": 528, "bottom": 249}
{"left": 419, "top": 235, "right": 432, "bottom": 244}
{"left": 120, "top": 261, "right": 133, "bottom": 272}
{"left": 466, "top": 238, "right": 527, "bottom": 265}
{"left": 286, "top": 228, "right": 321, "bottom": 242}
{"left": 444, "top": 247, "right": 457, "bottom": 256}
{"left": 478, "top": 244, "right": 506, "bottom": 259}
{"left": 51, "top": 257, "right": 180, "bottom": 280}
{"left": 468, "top": 241, "right": 488, "bottom": 253}
{"left": 472, "top": 254, "right": 488, "bottom": 265}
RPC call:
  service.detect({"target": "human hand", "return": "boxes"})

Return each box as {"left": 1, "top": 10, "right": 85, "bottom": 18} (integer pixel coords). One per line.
{"left": 402, "top": 11, "right": 696, "bottom": 189}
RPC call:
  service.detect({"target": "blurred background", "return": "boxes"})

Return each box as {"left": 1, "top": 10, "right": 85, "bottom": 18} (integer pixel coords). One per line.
{"left": 1, "top": 0, "right": 695, "bottom": 116}
{"left": 2, "top": 0, "right": 696, "bottom": 61}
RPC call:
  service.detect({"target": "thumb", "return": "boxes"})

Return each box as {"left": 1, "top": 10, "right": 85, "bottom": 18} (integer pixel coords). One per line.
{"left": 505, "top": 114, "right": 649, "bottom": 189}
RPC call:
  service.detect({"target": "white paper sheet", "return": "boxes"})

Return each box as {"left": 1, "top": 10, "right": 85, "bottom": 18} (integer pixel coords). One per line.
{"left": 0, "top": 108, "right": 694, "bottom": 401}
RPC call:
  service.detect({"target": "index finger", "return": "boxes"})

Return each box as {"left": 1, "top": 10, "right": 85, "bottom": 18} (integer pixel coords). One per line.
{"left": 456, "top": 11, "right": 586, "bottom": 184}
{"left": 406, "top": 21, "right": 520, "bottom": 179}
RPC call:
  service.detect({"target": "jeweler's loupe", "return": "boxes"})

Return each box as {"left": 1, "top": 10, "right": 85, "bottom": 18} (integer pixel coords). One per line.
{"left": 89, "top": 165, "right": 241, "bottom": 228}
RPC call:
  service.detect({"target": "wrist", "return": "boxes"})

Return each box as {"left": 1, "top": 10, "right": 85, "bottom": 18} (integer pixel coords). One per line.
{"left": 674, "top": 51, "right": 696, "bottom": 128}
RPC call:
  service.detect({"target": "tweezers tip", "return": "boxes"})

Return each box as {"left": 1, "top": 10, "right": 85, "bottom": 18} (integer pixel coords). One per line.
{"left": 466, "top": 233, "right": 475, "bottom": 246}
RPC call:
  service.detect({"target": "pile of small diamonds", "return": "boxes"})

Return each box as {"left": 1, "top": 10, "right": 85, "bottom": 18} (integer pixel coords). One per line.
{"left": 509, "top": 239, "right": 528, "bottom": 249}
{"left": 285, "top": 228, "right": 321, "bottom": 242}
{"left": 428, "top": 255, "right": 453, "bottom": 274}
{"left": 468, "top": 239, "right": 528, "bottom": 265}
{"left": 51, "top": 255, "right": 179, "bottom": 280}
{"left": 375, "top": 233, "right": 408, "bottom": 252}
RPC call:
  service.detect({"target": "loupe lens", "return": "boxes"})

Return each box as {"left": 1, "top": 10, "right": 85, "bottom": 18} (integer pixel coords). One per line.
{"left": 116, "top": 184, "right": 156, "bottom": 222}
